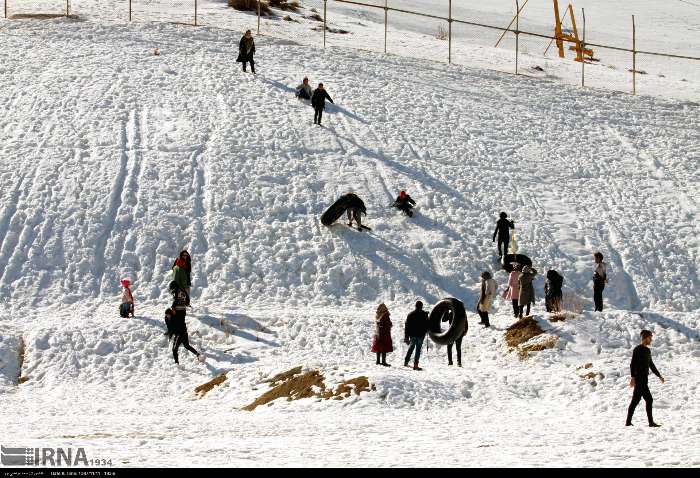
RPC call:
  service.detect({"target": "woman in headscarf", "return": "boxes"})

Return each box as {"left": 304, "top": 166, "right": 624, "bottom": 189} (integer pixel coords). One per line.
{"left": 371, "top": 303, "right": 393, "bottom": 366}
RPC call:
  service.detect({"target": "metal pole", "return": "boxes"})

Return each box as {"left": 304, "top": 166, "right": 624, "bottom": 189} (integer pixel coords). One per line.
{"left": 129, "top": 0, "right": 132, "bottom": 22}
{"left": 384, "top": 0, "right": 388, "bottom": 54}
{"left": 632, "top": 15, "right": 636, "bottom": 95}
{"left": 5, "top": 0, "right": 7, "bottom": 19}
{"left": 66, "top": 0, "right": 69, "bottom": 16}
{"left": 323, "top": 0, "right": 327, "bottom": 49}
{"left": 195, "top": 0, "right": 197, "bottom": 26}
{"left": 257, "top": 0, "right": 261, "bottom": 34}
{"left": 448, "top": 0, "right": 452, "bottom": 64}
{"left": 515, "top": 0, "right": 519, "bottom": 74}
{"left": 581, "top": 8, "right": 586, "bottom": 87}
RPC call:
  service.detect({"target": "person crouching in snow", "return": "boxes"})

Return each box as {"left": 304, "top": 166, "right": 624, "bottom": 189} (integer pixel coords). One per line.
{"left": 296, "top": 77, "right": 313, "bottom": 100}
{"left": 371, "top": 303, "right": 393, "bottom": 366}
{"left": 311, "top": 83, "right": 333, "bottom": 125}
{"left": 393, "top": 190, "right": 416, "bottom": 217}
{"left": 477, "top": 271, "right": 497, "bottom": 327}
{"left": 120, "top": 278, "right": 134, "bottom": 318}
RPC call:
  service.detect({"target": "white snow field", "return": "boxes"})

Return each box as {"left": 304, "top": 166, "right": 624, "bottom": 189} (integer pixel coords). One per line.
{"left": 0, "top": 10, "right": 699, "bottom": 468}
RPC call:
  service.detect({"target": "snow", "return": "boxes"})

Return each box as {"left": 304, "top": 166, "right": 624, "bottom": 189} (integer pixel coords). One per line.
{"left": 1, "top": 1, "right": 699, "bottom": 468}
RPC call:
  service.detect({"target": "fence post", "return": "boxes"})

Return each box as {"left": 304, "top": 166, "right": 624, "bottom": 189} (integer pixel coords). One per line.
{"left": 632, "top": 15, "right": 636, "bottom": 95}
{"left": 194, "top": 0, "right": 197, "bottom": 26}
{"left": 323, "top": 0, "right": 327, "bottom": 49}
{"left": 515, "top": 0, "right": 519, "bottom": 75}
{"left": 5, "top": 0, "right": 7, "bottom": 19}
{"left": 129, "top": 0, "right": 132, "bottom": 22}
{"left": 384, "top": 0, "right": 388, "bottom": 54}
{"left": 66, "top": 0, "right": 69, "bottom": 16}
{"left": 448, "top": 0, "right": 452, "bottom": 64}
{"left": 581, "top": 8, "right": 586, "bottom": 87}
{"left": 257, "top": 1, "right": 261, "bottom": 34}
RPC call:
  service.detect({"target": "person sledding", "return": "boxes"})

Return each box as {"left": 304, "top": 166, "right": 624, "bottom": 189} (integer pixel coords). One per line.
{"left": 493, "top": 212, "right": 515, "bottom": 259}
{"left": 321, "top": 192, "right": 370, "bottom": 231}
{"left": 296, "top": 77, "right": 313, "bottom": 100}
{"left": 393, "top": 190, "right": 416, "bottom": 217}
{"left": 119, "top": 278, "right": 135, "bottom": 318}
{"left": 311, "top": 83, "right": 334, "bottom": 126}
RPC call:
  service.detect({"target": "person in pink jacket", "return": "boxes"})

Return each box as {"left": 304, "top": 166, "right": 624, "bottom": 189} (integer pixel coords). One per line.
{"left": 502, "top": 263, "right": 523, "bottom": 318}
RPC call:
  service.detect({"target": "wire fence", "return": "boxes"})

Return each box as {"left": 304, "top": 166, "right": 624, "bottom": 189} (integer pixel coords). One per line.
{"left": 3, "top": 0, "right": 699, "bottom": 99}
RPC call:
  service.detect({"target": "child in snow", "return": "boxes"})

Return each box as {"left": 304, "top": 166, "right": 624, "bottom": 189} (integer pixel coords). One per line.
{"left": 296, "top": 77, "right": 313, "bottom": 100}
{"left": 493, "top": 212, "right": 515, "bottom": 259}
{"left": 393, "top": 190, "right": 416, "bottom": 217}
{"left": 236, "top": 30, "right": 256, "bottom": 74}
{"left": 170, "top": 288, "right": 204, "bottom": 365}
{"left": 593, "top": 252, "right": 608, "bottom": 312}
{"left": 371, "top": 303, "right": 393, "bottom": 366}
{"left": 518, "top": 265, "right": 538, "bottom": 318}
{"left": 502, "top": 263, "right": 522, "bottom": 318}
{"left": 545, "top": 270, "right": 564, "bottom": 313}
{"left": 120, "top": 278, "right": 134, "bottom": 318}
{"left": 311, "top": 83, "right": 334, "bottom": 125}
{"left": 477, "top": 271, "right": 498, "bottom": 327}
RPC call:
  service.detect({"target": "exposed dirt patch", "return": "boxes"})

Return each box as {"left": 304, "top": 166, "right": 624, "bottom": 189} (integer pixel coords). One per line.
{"left": 505, "top": 317, "right": 544, "bottom": 347}
{"left": 244, "top": 367, "right": 375, "bottom": 411}
{"left": 549, "top": 311, "right": 577, "bottom": 322}
{"left": 577, "top": 363, "right": 594, "bottom": 370}
{"left": 10, "top": 14, "right": 81, "bottom": 20}
{"left": 194, "top": 373, "right": 228, "bottom": 398}
{"left": 518, "top": 336, "right": 558, "bottom": 359}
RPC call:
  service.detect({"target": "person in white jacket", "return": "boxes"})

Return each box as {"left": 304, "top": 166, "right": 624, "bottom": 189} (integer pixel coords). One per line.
{"left": 477, "top": 271, "right": 497, "bottom": 327}
{"left": 295, "top": 77, "right": 313, "bottom": 100}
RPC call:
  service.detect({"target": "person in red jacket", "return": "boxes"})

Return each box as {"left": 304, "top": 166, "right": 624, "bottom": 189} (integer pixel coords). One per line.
{"left": 371, "top": 303, "right": 393, "bottom": 366}
{"left": 120, "top": 278, "right": 134, "bottom": 318}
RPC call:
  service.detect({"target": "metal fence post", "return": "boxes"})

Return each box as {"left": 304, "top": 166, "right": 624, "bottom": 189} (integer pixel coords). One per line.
{"left": 195, "top": 0, "right": 197, "bottom": 26}
{"left": 323, "top": 0, "right": 327, "bottom": 49}
{"left": 515, "top": 0, "right": 519, "bottom": 75}
{"left": 5, "top": 0, "right": 7, "bottom": 19}
{"left": 581, "top": 8, "right": 586, "bottom": 87}
{"left": 257, "top": 1, "right": 261, "bottom": 34}
{"left": 448, "top": 0, "right": 452, "bottom": 64}
{"left": 129, "top": 0, "right": 132, "bottom": 22}
{"left": 632, "top": 15, "right": 636, "bottom": 95}
{"left": 66, "top": 0, "right": 69, "bottom": 16}
{"left": 384, "top": 0, "right": 388, "bottom": 54}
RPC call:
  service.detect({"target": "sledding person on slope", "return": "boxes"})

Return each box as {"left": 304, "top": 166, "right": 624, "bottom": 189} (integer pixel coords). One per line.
{"left": 393, "top": 190, "right": 416, "bottom": 217}
{"left": 371, "top": 303, "right": 393, "bottom": 366}
{"left": 477, "top": 271, "right": 498, "bottom": 327}
{"left": 404, "top": 300, "right": 429, "bottom": 371}
{"left": 171, "top": 250, "right": 192, "bottom": 295}
{"left": 545, "top": 269, "right": 564, "bottom": 313}
{"left": 517, "top": 265, "right": 537, "bottom": 319}
{"left": 311, "top": 83, "right": 334, "bottom": 126}
{"left": 170, "top": 288, "right": 205, "bottom": 366}
{"left": 295, "top": 77, "right": 313, "bottom": 100}
{"left": 236, "top": 30, "right": 256, "bottom": 74}
{"left": 626, "top": 330, "right": 665, "bottom": 427}
{"left": 119, "top": 278, "right": 135, "bottom": 318}
{"left": 493, "top": 212, "right": 515, "bottom": 259}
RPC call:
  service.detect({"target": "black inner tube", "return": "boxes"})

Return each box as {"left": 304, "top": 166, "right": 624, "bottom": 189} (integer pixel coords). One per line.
{"left": 428, "top": 298, "right": 467, "bottom": 346}
{"left": 501, "top": 254, "right": 532, "bottom": 273}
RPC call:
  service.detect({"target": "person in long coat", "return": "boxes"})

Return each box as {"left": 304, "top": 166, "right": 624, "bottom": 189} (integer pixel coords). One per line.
{"left": 477, "top": 271, "right": 498, "bottom": 327}
{"left": 311, "top": 83, "right": 334, "bottom": 125}
{"left": 371, "top": 303, "right": 393, "bottom": 366}
{"left": 236, "top": 30, "right": 256, "bottom": 73}
{"left": 502, "top": 263, "right": 522, "bottom": 318}
{"left": 518, "top": 265, "right": 538, "bottom": 318}
{"left": 545, "top": 270, "right": 564, "bottom": 313}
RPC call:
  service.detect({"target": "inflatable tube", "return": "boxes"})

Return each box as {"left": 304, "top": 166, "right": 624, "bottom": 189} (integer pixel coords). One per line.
{"left": 428, "top": 298, "right": 467, "bottom": 346}
{"left": 321, "top": 193, "right": 365, "bottom": 226}
{"left": 501, "top": 253, "right": 532, "bottom": 273}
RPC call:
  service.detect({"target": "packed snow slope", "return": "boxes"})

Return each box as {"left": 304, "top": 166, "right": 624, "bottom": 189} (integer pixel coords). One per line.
{"left": 0, "top": 17, "right": 699, "bottom": 467}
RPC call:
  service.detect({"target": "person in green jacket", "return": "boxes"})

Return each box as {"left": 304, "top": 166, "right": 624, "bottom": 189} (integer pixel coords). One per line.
{"left": 172, "top": 257, "right": 189, "bottom": 295}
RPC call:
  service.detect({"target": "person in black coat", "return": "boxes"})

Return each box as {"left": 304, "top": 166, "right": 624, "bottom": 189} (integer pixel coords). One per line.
{"left": 403, "top": 301, "right": 429, "bottom": 370}
{"left": 545, "top": 270, "right": 564, "bottom": 313}
{"left": 236, "top": 30, "right": 256, "bottom": 73}
{"left": 626, "top": 330, "right": 665, "bottom": 427}
{"left": 311, "top": 83, "right": 334, "bottom": 125}
{"left": 169, "top": 288, "right": 204, "bottom": 365}
{"left": 493, "top": 212, "right": 515, "bottom": 258}
{"left": 393, "top": 190, "right": 416, "bottom": 217}
{"left": 344, "top": 193, "right": 366, "bottom": 230}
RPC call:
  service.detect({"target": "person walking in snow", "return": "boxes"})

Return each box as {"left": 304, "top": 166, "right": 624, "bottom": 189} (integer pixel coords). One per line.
{"left": 170, "top": 288, "right": 205, "bottom": 366}
{"left": 545, "top": 269, "right": 564, "bottom": 313}
{"left": 518, "top": 265, "right": 537, "bottom": 319}
{"left": 311, "top": 83, "right": 334, "bottom": 126}
{"left": 120, "top": 278, "right": 135, "bottom": 318}
{"left": 393, "top": 190, "right": 416, "bottom": 217}
{"left": 403, "top": 301, "right": 429, "bottom": 370}
{"left": 593, "top": 252, "right": 608, "bottom": 312}
{"left": 172, "top": 255, "right": 190, "bottom": 300}
{"left": 626, "top": 330, "right": 664, "bottom": 427}
{"left": 236, "top": 30, "right": 256, "bottom": 74}
{"left": 502, "top": 263, "right": 522, "bottom": 319}
{"left": 295, "top": 77, "right": 313, "bottom": 100}
{"left": 477, "top": 271, "right": 497, "bottom": 327}
{"left": 172, "top": 250, "right": 192, "bottom": 295}
{"left": 493, "top": 212, "right": 515, "bottom": 259}
{"left": 371, "top": 303, "right": 393, "bottom": 366}
{"left": 445, "top": 308, "right": 467, "bottom": 367}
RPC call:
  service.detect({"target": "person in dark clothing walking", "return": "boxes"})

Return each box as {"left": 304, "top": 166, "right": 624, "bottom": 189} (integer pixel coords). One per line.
{"left": 626, "top": 330, "right": 665, "bottom": 427}
{"left": 393, "top": 190, "right": 416, "bottom": 217}
{"left": 445, "top": 309, "right": 467, "bottom": 367}
{"left": 593, "top": 251, "right": 608, "bottom": 312}
{"left": 493, "top": 212, "right": 515, "bottom": 258}
{"left": 403, "top": 301, "right": 429, "bottom": 370}
{"left": 344, "top": 193, "right": 367, "bottom": 230}
{"left": 236, "top": 30, "right": 256, "bottom": 73}
{"left": 170, "top": 288, "right": 205, "bottom": 365}
{"left": 311, "top": 83, "right": 333, "bottom": 125}
{"left": 545, "top": 269, "right": 564, "bottom": 313}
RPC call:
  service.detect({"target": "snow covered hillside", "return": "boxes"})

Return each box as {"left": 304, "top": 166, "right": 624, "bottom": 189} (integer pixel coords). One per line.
{"left": 0, "top": 15, "right": 698, "bottom": 467}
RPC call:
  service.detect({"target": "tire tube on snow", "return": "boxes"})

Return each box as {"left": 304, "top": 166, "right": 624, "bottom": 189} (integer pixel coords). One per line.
{"left": 321, "top": 194, "right": 361, "bottom": 226}
{"left": 501, "top": 253, "right": 533, "bottom": 273}
{"left": 428, "top": 298, "right": 467, "bottom": 346}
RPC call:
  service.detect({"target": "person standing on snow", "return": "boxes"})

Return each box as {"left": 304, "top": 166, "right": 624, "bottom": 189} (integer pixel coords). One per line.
{"left": 371, "top": 303, "right": 393, "bottom": 366}
{"left": 517, "top": 265, "right": 537, "bottom": 319}
{"left": 120, "top": 278, "right": 135, "bottom": 318}
{"left": 170, "top": 288, "right": 205, "bottom": 366}
{"left": 172, "top": 256, "right": 190, "bottom": 301}
{"left": 393, "top": 190, "right": 416, "bottom": 217}
{"left": 311, "top": 83, "right": 334, "bottom": 126}
{"left": 545, "top": 270, "right": 564, "bottom": 313}
{"left": 344, "top": 193, "right": 367, "bottom": 230}
{"left": 477, "top": 271, "right": 497, "bottom": 327}
{"left": 626, "top": 330, "right": 664, "bottom": 427}
{"left": 493, "top": 212, "right": 515, "bottom": 259}
{"left": 236, "top": 29, "right": 256, "bottom": 74}
{"left": 502, "top": 263, "right": 523, "bottom": 319}
{"left": 593, "top": 252, "right": 608, "bottom": 312}
{"left": 446, "top": 309, "right": 467, "bottom": 367}
{"left": 172, "top": 250, "right": 192, "bottom": 295}
{"left": 403, "top": 301, "right": 429, "bottom": 370}
{"left": 295, "top": 77, "right": 313, "bottom": 100}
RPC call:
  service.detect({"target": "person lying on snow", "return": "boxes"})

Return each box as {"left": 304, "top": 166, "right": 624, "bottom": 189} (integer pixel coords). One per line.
{"left": 296, "top": 77, "right": 313, "bottom": 100}
{"left": 393, "top": 190, "right": 416, "bottom": 217}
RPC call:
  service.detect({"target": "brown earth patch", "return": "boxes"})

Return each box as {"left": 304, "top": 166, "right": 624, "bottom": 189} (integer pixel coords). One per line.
{"left": 505, "top": 316, "right": 544, "bottom": 347}
{"left": 194, "top": 373, "right": 228, "bottom": 398}
{"left": 518, "top": 336, "right": 558, "bottom": 359}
